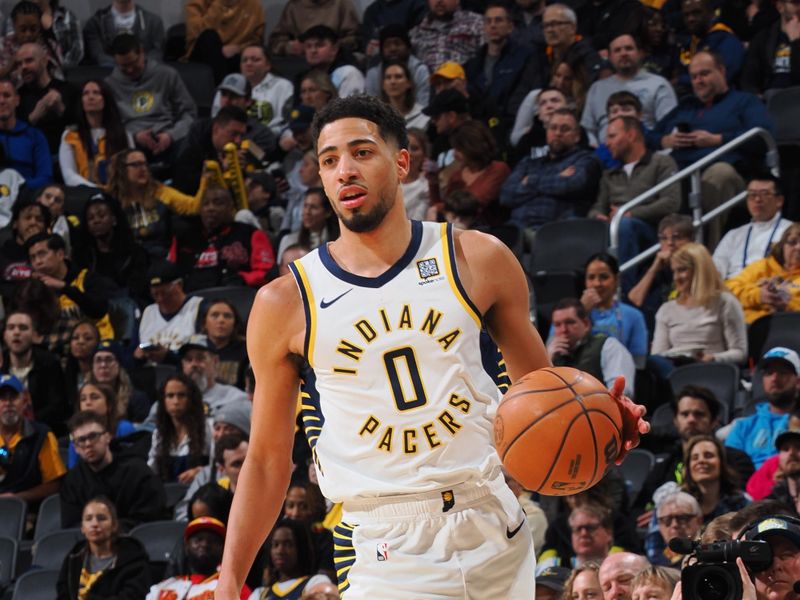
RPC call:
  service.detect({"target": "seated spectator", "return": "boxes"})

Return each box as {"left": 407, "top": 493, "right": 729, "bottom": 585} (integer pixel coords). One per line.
{"left": 72, "top": 193, "right": 150, "bottom": 305}
{"left": 649, "top": 489, "right": 703, "bottom": 565}
{"left": 0, "top": 146, "right": 25, "bottom": 229}
{"left": 423, "top": 87, "right": 470, "bottom": 174}
{"left": 173, "top": 105, "right": 249, "bottom": 196}
{"left": 726, "top": 347, "right": 800, "bottom": 468}
{"left": 640, "top": 8, "right": 679, "bottom": 80}
{"left": 147, "top": 373, "right": 213, "bottom": 483}
{"left": 14, "top": 0, "right": 82, "bottom": 69}
{"left": 650, "top": 242, "right": 747, "bottom": 377}
{"left": 538, "top": 503, "right": 622, "bottom": 571}
{"left": 296, "top": 70, "right": 338, "bottom": 118}
{"left": 748, "top": 423, "right": 800, "bottom": 502}
{"left": 365, "top": 25, "right": 430, "bottom": 106}
{"left": 183, "top": 0, "right": 265, "bottom": 84}
{"left": 500, "top": 108, "right": 601, "bottom": 235}
{"left": 59, "top": 79, "right": 130, "bottom": 188}
{"left": 538, "top": 4, "right": 603, "bottom": 85}
{"left": 510, "top": 86, "right": 569, "bottom": 160}
{"left": 147, "top": 517, "right": 250, "bottom": 599}
{"left": 683, "top": 434, "right": 750, "bottom": 521}
{"left": 34, "top": 183, "right": 72, "bottom": 251}
{"left": 676, "top": 0, "right": 745, "bottom": 90}
{"left": 178, "top": 333, "right": 248, "bottom": 417}
{"left": 56, "top": 496, "right": 151, "bottom": 599}
{"left": 16, "top": 41, "right": 75, "bottom": 154}
{"left": 136, "top": 261, "right": 203, "bottom": 359}
{"left": 533, "top": 567, "right": 570, "bottom": 600}
{"left": 0, "top": 373, "right": 65, "bottom": 501}
{"left": 381, "top": 60, "right": 429, "bottom": 130}
{"left": 83, "top": 0, "right": 165, "bottom": 67}
{"left": 725, "top": 222, "right": 800, "bottom": 323}
{"left": 300, "top": 26, "right": 365, "bottom": 98}
{"left": 2, "top": 309, "right": 66, "bottom": 434}
{"left": 281, "top": 478, "right": 334, "bottom": 578}
{"left": 282, "top": 139, "right": 322, "bottom": 235}
{"left": 27, "top": 232, "right": 116, "bottom": 356}
{"left": 60, "top": 410, "right": 166, "bottom": 529}
{"left": 578, "top": 253, "right": 648, "bottom": 365}
{"left": 742, "top": 0, "right": 800, "bottom": 95}
{"left": 630, "top": 566, "right": 680, "bottom": 600}
{"left": 441, "top": 189, "right": 481, "bottom": 229}
{"left": 201, "top": 300, "right": 247, "bottom": 388}
{"left": 63, "top": 320, "right": 100, "bottom": 402}
{"left": 278, "top": 244, "right": 311, "bottom": 276}
{"left": 581, "top": 34, "right": 677, "bottom": 147}
{"left": 250, "top": 518, "right": 318, "bottom": 599}
{"left": 401, "top": 127, "right": 431, "bottom": 221}
{"left": 278, "top": 187, "right": 338, "bottom": 265}
{"left": 0, "top": 1, "right": 63, "bottom": 80}
{"left": 653, "top": 50, "right": 773, "bottom": 246}
{"left": 169, "top": 185, "right": 275, "bottom": 291}
{"left": 245, "top": 172, "right": 283, "bottom": 243}
{"left": 547, "top": 298, "right": 636, "bottom": 396}
{"left": 0, "top": 78, "right": 51, "bottom": 189}
{"left": 0, "top": 197, "right": 50, "bottom": 294}
{"left": 713, "top": 174, "right": 792, "bottom": 280}
{"left": 268, "top": 0, "right": 360, "bottom": 57}
{"left": 106, "top": 33, "right": 197, "bottom": 162}
{"left": 105, "top": 149, "right": 202, "bottom": 259}
{"left": 740, "top": 514, "right": 800, "bottom": 598}
{"left": 598, "top": 553, "right": 650, "bottom": 600}
{"left": 409, "top": 0, "right": 483, "bottom": 72}
{"left": 627, "top": 213, "right": 692, "bottom": 322}
{"left": 66, "top": 382, "right": 136, "bottom": 467}
{"left": 562, "top": 562, "right": 603, "bottom": 600}
{"left": 590, "top": 116, "right": 680, "bottom": 291}
{"left": 87, "top": 340, "right": 150, "bottom": 423}
{"left": 237, "top": 44, "right": 294, "bottom": 135}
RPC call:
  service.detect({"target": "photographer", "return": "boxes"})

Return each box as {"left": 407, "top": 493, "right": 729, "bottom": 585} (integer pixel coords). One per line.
{"left": 741, "top": 515, "right": 800, "bottom": 600}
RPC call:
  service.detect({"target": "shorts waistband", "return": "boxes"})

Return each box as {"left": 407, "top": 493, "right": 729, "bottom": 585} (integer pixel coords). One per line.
{"left": 342, "top": 472, "right": 507, "bottom": 521}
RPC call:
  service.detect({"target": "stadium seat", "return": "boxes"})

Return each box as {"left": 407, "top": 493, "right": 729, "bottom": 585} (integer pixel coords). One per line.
{"left": 11, "top": 568, "right": 59, "bottom": 600}
{"left": 668, "top": 363, "right": 739, "bottom": 424}
{"left": 748, "top": 312, "right": 800, "bottom": 363}
{"left": 164, "top": 482, "right": 189, "bottom": 510}
{"left": 32, "top": 529, "right": 83, "bottom": 570}
{"left": 0, "top": 536, "right": 18, "bottom": 589}
{"left": 0, "top": 497, "right": 26, "bottom": 540}
{"left": 270, "top": 55, "right": 312, "bottom": 84}
{"left": 130, "top": 521, "right": 187, "bottom": 563}
{"left": 189, "top": 286, "right": 258, "bottom": 325}
{"left": 64, "top": 65, "right": 112, "bottom": 89}
{"left": 482, "top": 224, "right": 524, "bottom": 259}
{"left": 619, "top": 448, "right": 655, "bottom": 500}
{"left": 650, "top": 403, "right": 674, "bottom": 431}
{"left": 767, "top": 87, "right": 800, "bottom": 146}
{"left": 130, "top": 364, "right": 177, "bottom": 401}
{"left": 34, "top": 495, "right": 62, "bottom": 542}
{"left": 528, "top": 271, "right": 582, "bottom": 335}
{"left": 526, "top": 219, "right": 609, "bottom": 275}
{"left": 167, "top": 61, "right": 215, "bottom": 118}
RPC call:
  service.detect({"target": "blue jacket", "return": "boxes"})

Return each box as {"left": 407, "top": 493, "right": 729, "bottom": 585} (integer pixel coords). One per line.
{"left": 677, "top": 24, "right": 746, "bottom": 88}
{"left": 653, "top": 89, "right": 774, "bottom": 168}
{"left": 464, "top": 40, "right": 534, "bottom": 117}
{"left": 725, "top": 402, "right": 789, "bottom": 469}
{"left": 0, "top": 120, "right": 52, "bottom": 189}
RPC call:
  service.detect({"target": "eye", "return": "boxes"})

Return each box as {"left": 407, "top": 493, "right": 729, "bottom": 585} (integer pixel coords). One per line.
{"left": 355, "top": 149, "right": 371, "bottom": 158}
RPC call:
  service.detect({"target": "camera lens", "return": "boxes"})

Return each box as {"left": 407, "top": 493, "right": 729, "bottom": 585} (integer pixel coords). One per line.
{"left": 695, "top": 567, "right": 735, "bottom": 600}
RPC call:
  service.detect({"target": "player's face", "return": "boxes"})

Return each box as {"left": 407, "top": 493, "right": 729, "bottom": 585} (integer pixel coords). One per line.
{"left": 270, "top": 527, "right": 299, "bottom": 576}
{"left": 317, "top": 117, "right": 410, "bottom": 233}
{"left": 571, "top": 569, "right": 602, "bottom": 600}
{"left": 585, "top": 260, "right": 617, "bottom": 305}
{"left": 674, "top": 396, "right": 714, "bottom": 440}
{"left": 688, "top": 440, "right": 721, "bottom": 484}
{"left": 755, "top": 536, "right": 800, "bottom": 600}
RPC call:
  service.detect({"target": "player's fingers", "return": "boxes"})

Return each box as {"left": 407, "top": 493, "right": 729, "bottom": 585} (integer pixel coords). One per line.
{"left": 610, "top": 376, "right": 625, "bottom": 399}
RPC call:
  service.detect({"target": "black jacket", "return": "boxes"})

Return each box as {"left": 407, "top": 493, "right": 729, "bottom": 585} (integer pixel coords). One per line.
{"left": 741, "top": 20, "right": 800, "bottom": 94}
{"left": 56, "top": 536, "right": 151, "bottom": 600}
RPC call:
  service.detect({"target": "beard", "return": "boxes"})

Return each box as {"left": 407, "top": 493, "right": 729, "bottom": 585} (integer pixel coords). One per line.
{"left": 768, "top": 389, "right": 797, "bottom": 411}
{"left": 188, "top": 371, "right": 210, "bottom": 393}
{"left": 187, "top": 551, "right": 221, "bottom": 576}
{"left": 333, "top": 190, "right": 394, "bottom": 233}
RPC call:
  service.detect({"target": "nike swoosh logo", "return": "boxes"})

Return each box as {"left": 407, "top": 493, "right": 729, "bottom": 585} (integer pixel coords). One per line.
{"left": 506, "top": 521, "right": 525, "bottom": 539}
{"left": 319, "top": 288, "right": 353, "bottom": 309}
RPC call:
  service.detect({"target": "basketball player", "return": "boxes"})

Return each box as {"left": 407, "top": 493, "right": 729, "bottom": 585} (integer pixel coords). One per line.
{"left": 216, "top": 96, "right": 648, "bottom": 599}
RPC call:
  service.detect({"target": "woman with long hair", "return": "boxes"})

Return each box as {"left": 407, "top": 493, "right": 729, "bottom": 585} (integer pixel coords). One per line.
{"left": 86, "top": 340, "right": 150, "bottom": 423}
{"left": 147, "top": 373, "right": 212, "bottom": 484}
{"left": 651, "top": 243, "right": 747, "bottom": 375}
{"left": 298, "top": 70, "right": 337, "bottom": 112}
{"left": 105, "top": 148, "right": 203, "bottom": 258}
{"left": 560, "top": 560, "right": 602, "bottom": 600}
{"left": 64, "top": 320, "right": 100, "bottom": 395}
{"left": 35, "top": 183, "right": 73, "bottom": 252}
{"left": 250, "top": 518, "right": 317, "bottom": 599}
{"left": 277, "top": 187, "right": 339, "bottom": 264}
{"left": 401, "top": 127, "right": 431, "bottom": 221}
{"left": 60, "top": 79, "right": 129, "bottom": 187}
{"left": 380, "top": 59, "right": 429, "bottom": 130}
{"left": 726, "top": 222, "right": 800, "bottom": 323}
{"left": 681, "top": 435, "right": 749, "bottom": 522}
{"left": 56, "top": 496, "right": 151, "bottom": 599}
{"left": 201, "top": 299, "right": 247, "bottom": 389}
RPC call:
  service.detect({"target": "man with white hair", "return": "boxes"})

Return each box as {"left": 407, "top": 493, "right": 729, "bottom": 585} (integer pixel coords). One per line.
{"left": 652, "top": 490, "right": 703, "bottom": 566}
{"left": 540, "top": 4, "right": 603, "bottom": 83}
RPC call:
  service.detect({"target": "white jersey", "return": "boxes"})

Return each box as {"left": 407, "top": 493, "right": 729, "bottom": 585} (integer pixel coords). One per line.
{"left": 289, "top": 221, "right": 507, "bottom": 502}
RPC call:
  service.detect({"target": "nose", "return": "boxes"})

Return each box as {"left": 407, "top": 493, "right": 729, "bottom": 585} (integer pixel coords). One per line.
{"left": 337, "top": 153, "right": 359, "bottom": 182}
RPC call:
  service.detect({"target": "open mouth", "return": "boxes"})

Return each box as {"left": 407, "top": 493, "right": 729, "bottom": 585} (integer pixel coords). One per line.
{"left": 339, "top": 187, "right": 368, "bottom": 209}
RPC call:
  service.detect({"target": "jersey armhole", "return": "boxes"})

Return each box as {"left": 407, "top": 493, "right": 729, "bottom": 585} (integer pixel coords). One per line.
{"left": 441, "top": 222, "right": 483, "bottom": 328}
{"left": 288, "top": 261, "right": 316, "bottom": 366}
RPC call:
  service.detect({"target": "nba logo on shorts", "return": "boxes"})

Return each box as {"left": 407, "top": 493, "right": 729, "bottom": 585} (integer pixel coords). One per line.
{"left": 376, "top": 542, "right": 389, "bottom": 561}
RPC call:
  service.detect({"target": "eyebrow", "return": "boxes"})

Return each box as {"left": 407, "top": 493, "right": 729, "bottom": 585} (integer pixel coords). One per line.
{"left": 318, "top": 138, "right": 378, "bottom": 156}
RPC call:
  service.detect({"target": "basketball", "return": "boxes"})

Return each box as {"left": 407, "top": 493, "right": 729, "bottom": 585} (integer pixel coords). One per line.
{"left": 494, "top": 367, "right": 623, "bottom": 496}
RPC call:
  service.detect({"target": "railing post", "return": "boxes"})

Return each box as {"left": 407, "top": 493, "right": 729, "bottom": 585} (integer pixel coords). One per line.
{"left": 689, "top": 170, "right": 703, "bottom": 245}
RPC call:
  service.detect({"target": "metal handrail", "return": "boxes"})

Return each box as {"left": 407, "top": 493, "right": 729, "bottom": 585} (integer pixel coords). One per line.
{"left": 609, "top": 127, "right": 779, "bottom": 273}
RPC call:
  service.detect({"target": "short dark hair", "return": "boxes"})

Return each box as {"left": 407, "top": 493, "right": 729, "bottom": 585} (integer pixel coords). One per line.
{"left": 11, "top": 1, "right": 42, "bottom": 21}
{"left": 671, "top": 384, "right": 720, "bottom": 421}
{"left": 609, "top": 115, "right": 644, "bottom": 139}
{"left": 110, "top": 33, "right": 142, "bottom": 56}
{"left": 312, "top": 94, "right": 409, "bottom": 151}
{"left": 242, "top": 44, "right": 271, "bottom": 62}
{"left": 748, "top": 171, "right": 783, "bottom": 196}
{"left": 213, "top": 105, "right": 248, "bottom": 128}
{"left": 214, "top": 431, "right": 249, "bottom": 466}
{"left": 658, "top": 213, "right": 693, "bottom": 237}
{"left": 606, "top": 90, "right": 642, "bottom": 113}
{"left": 609, "top": 32, "right": 640, "bottom": 50}
{"left": 443, "top": 190, "right": 481, "bottom": 218}
{"left": 484, "top": 0, "right": 513, "bottom": 14}
{"left": 26, "top": 232, "right": 65, "bottom": 253}
{"left": 12, "top": 196, "right": 50, "bottom": 228}
{"left": 584, "top": 252, "right": 619, "bottom": 275}
{"left": 550, "top": 107, "right": 579, "bottom": 126}
{"left": 552, "top": 297, "right": 588, "bottom": 320}
{"left": 68, "top": 410, "right": 108, "bottom": 434}
{"left": 299, "top": 24, "right": 338, "bottom": 43}
{"left": 0, "top": 77, "right": 18, "bottom": 96}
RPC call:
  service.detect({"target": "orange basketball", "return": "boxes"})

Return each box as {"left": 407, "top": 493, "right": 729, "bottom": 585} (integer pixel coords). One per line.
{"left": 494, "top": 367, "right": 623, "bottom": 496}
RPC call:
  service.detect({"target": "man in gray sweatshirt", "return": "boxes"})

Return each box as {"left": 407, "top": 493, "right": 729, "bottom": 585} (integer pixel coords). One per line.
{"left": 105, "top": 33, "right": 196, "bottom": 162}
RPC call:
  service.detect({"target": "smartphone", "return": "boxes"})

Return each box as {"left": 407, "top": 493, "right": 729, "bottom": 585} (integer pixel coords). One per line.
{"left": 676, "top": 122, "right": 691, "bottom": 133}
{"left": 138, "top": 343, "right": 158, "bottom": 351}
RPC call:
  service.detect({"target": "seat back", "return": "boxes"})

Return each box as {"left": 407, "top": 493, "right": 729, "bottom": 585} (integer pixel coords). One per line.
{"left": 668, "top": 363, "right": 739, "bottom": 424}
{"left": 164, "top": 482, "right": 189, "bottom": 511}
{"left": 11, "top": 568, "right": 60, "bottom": 600}
{"left": 619, "top": 448, "right": 656, "bottom": 500}
{"left": 767, "top": 87, "right": 800, "bottom": 146}
{"left": 0, "top": 536, "right": 18, "bottom": 587}
{"left": 32, "top": 529, "right": 83, "bottom": 570}
{"left": 527, "top": 219, "right": 609, "bottom": 275}
{"left": 189, "top": 286, "right": 258, "bottom": 326}
{"left": 0, "top": 497, "right": 27, "bottom": 540}
{"left": 167, "top": 61, "right": 215, "bottom": 118}
{"left": 130, "top": 520, "right": 187, "bottom": 563}
{"left": 34, "top": 494, "right": 62, "bottom": 542}
{"left": 64, "top": 65, "right": 112, "bottom": 89}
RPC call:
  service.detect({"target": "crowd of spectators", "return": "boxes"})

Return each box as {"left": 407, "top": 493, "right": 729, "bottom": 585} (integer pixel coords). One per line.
{"left": 0, "top": 0, "right": 799, "bottom": 597}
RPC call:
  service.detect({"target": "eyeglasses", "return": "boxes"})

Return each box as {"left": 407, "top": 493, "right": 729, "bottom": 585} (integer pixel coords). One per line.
{"left": 125, "top": 161, "right": 148, "bottom": 169}
{"left": 71, "top": 431, "right": 105, "bottom": 446}
{"left": 484, "top": 16, "right": 508, "bottom": 23}
{"left": 543, "top": 19, "right": 573, "bottom": 28}
{"left": 657, "top": 513, "right": 697, "bottom": 526}
{"left": 746, "top": 190, "right": 777, "bottom": 199}
{"left": 571, "top": 523, "right": 602, "bottom": 534}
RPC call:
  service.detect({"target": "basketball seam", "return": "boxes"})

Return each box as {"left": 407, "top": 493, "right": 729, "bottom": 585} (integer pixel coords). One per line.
{"left": 533, "top": 407, "right": 586, "bottom": 492}
{"left": 497, "top": 395, "right": 579, "bottom": 461}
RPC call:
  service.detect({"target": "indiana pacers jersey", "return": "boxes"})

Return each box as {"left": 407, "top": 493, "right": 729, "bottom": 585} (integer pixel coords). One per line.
{"left": 288, "top": 220, "right": 507, "bottom": 502}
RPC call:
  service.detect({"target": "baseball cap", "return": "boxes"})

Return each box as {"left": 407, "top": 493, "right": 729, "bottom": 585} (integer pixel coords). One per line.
{"left": 759, "top": 347, "right": 800, "bottom": 374}
{"left": 423, "top": 89, "right": 468, "bottom": 117}
{"left": 147, "top": 261, "right": 182, "bottom": 287}
{"left": 537, "top": 566, "right": 571, "bottom": 592}
{"left": 430, "top": 61, "right": 466, "bottom": 83}
{"left": 184, "top": 516, "right": 226, "bottom": 541}
{"left": 213, "top": 400, "right": 252, "bottom": 436}
{"left": 741, "top": 515, "right": 800, "bottom": 549}
{"left": 289, "top": 105, "right": 315, "bottom": 132}
{"left": 93, "top": 339, "right": 123, "bottom": 362}
{"left": 0, "top": 375, "right": 23, "bottom": 394}
{"left": 179, "top": 334, "right": 214, "bottom": 357}
{"left": 775, "top": 428, "right": 800, "bottom": 450}
{"left": 217, "top": 73, "right": 249, "bottom": 98}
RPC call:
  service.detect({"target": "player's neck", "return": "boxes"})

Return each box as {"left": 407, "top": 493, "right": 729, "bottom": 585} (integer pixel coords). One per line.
{"left": 331, "top": 206, "right": 413, "bottom": 277}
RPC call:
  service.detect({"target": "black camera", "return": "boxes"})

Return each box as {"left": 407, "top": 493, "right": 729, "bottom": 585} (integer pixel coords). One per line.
{"left": 669, "top": 538, "right": 773, "bottom": 600}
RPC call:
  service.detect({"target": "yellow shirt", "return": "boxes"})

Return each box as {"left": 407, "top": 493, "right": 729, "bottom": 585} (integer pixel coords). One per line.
{"left": 725, "top": 256, "right": 800, "bottom": 324}
{"left": 4, "top": 427, "right": 66, "bottom": 483}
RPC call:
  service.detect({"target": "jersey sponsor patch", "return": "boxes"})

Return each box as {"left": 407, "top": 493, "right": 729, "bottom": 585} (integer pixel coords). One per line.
{"left": 376, "top": 542, "right": 389, "bottom": 561}
{"left": 417, "top": 258, "right": 440, "bottom": 279}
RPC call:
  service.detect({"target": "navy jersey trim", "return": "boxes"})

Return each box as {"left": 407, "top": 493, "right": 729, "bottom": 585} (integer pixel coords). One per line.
{"left": 445, "top": 223, "right": 483, "bottom": 322}
{"left": 288, "top": 262, "right": 313, "bottom": 362}
{"left": 318, "top": 220, "right": 423, "bottom": 288}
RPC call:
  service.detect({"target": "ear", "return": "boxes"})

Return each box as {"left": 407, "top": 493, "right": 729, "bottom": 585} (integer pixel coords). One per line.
{"left": 395, "top": 147, "right": 411, "bottom": 182}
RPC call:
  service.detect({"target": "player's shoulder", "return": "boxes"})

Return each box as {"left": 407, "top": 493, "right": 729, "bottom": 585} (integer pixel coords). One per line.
{"left": 452, "top": 226, "right": 516, "bottom": 265}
